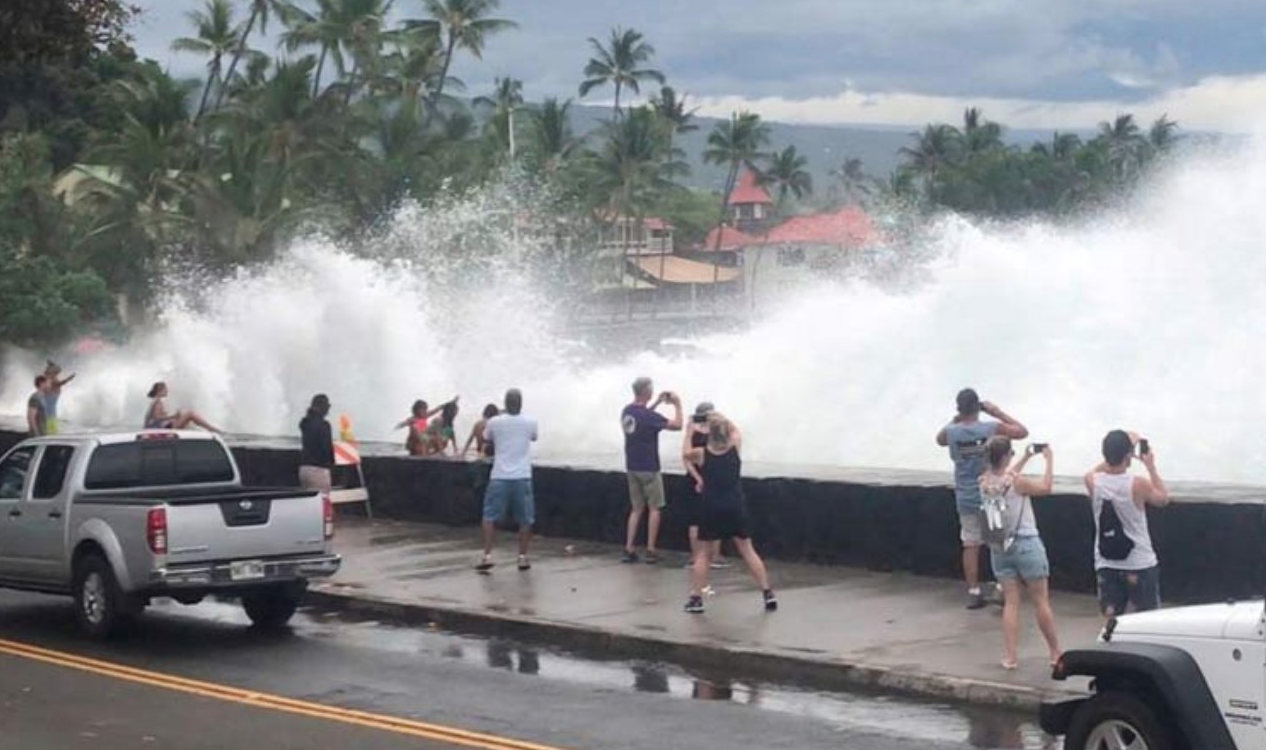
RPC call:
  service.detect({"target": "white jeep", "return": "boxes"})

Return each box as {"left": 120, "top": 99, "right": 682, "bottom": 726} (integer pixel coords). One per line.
{"left": 1043, "top": 602, "right": 1263, "bottom": 750}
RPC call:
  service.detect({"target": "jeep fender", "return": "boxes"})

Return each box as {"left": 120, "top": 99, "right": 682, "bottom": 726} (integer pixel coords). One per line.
{"left": 1044, "top": 642, "right": 1237, "bottom": 750}
{"left": 71, "top": 519, "right": 133, "bottom": 591}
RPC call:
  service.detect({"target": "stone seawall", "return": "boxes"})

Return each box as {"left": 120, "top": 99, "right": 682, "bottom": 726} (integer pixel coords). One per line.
{"left": 2, "top": 430, "right": 1262, "bottom": 603}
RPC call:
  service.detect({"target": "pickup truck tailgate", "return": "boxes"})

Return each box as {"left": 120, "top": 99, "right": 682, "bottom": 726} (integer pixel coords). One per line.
{"left": 164, "top": 488, "right": 328, "bottom": 564}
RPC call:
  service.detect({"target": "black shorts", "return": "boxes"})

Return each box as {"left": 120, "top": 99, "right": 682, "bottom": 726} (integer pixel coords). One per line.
{"left": 699, "top": 504, "right": 749, "bottom": 541}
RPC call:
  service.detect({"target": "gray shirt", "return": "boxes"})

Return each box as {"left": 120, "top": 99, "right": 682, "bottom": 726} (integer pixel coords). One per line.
{"left": 945, "top": 420, "right": 999, "bottom": 510}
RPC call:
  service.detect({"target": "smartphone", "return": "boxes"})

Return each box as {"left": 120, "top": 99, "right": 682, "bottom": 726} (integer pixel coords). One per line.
{"left": 692, "top": 414, "right": 707, "bottom": 424}
{"left": 1030, "top": 443, "right": 1048, "bottom": 454}
{"left": 1138, "top": 439, "right": 1150, "bottom": 457}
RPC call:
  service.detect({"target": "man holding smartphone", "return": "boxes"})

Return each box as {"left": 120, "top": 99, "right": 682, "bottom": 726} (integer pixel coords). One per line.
{"left": 1085, "top": 430, "right": 1169, "bottom": 618}
{"left": 621, "top": 377, "right": 683, "bottom": 564}
{"left": 936, "top": 388, "right": 1029, "bottom": 609}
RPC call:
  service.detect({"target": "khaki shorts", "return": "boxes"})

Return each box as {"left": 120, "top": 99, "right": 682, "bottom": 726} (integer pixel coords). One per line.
{"left": 627, "top": 471, "right": 666, "bottom": 511}
{"left": 958, "top": 507, "right": 984, "bottom": 546}
{"left": 299, "top": 466, "right": 333, "bottom": 493}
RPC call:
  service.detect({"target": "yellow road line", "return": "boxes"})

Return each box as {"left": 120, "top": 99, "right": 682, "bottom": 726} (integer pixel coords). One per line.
{"left": 0, "top": 637, "right": 573, "bottom": 750}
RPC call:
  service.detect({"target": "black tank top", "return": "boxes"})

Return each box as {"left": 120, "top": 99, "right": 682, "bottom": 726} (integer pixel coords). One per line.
{"left": 691, "top": 429, "right": 707, "bottom": 449}
{"left": 701, "top": 447, "right": 742, "bottom": 507}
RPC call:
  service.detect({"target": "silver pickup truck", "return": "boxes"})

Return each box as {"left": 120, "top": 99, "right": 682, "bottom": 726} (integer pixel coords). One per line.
{"left": 0, "top": 430, "right": 340, "bottom": 636}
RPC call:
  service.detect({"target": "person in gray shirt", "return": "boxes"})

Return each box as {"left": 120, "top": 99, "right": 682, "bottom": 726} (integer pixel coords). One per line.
{"left": 936, "top": 388, "right": 1028, "bottom": 609}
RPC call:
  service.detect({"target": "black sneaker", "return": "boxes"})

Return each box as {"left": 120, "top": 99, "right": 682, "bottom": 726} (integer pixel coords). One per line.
{"left": 684, "top": 595, "right": 705, "bottom": 614}
{"left": 621, "top": 550, "right": 639, "bottom": 564}
{"left": 645, "top": 550, "right": 659, "bottom": 565}
{"left": 966, "top": 589, "right": 987, "bottom": 610}
{"left": 763, "top": 590, "right": 778, "bottom": 612}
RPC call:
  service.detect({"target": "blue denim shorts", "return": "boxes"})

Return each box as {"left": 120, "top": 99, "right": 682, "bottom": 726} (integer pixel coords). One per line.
{"left": 991, "top": 536, "right": 1050, "bottom": 581}
{"left": 483, "top": 479, "right": 535, "bottom": 526}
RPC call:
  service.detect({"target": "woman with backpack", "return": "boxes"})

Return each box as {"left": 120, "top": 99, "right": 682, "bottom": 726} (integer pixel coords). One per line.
{"left": 978, "top": 436, "right": 1061, "bottom": 670}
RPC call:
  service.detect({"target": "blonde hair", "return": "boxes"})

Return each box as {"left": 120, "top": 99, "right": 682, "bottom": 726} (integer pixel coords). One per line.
{"left": 706, "top": 412, "right": 732, "bottom": 451}
{"left": 986, "top": 435, "right": 1013, "bottom": 470}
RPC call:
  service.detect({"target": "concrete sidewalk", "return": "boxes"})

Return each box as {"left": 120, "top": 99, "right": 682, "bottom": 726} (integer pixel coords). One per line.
{"left": 310, "top": 519, "right": 1101, "bottom": 711}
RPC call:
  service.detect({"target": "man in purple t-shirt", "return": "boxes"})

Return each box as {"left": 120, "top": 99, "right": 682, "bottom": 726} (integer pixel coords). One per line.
{"left": 621, "top": 376, "right": 683, "bottom": 563}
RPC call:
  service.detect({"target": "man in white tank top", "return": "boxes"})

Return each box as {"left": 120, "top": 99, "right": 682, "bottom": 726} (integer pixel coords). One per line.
{"left": 1084, "top": 430, "right": 1169, "bottom": 618}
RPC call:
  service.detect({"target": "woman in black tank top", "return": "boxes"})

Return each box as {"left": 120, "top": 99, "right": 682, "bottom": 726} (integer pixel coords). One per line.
{"left": 681, "top": 413, "right": 777, "bottom": 615}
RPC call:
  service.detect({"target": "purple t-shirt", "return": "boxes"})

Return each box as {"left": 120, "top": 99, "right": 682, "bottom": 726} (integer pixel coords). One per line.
{"left": 622, "top": 404, "right": 668, "bottom": 472}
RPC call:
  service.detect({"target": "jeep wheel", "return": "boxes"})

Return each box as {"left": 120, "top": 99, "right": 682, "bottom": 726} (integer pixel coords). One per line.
{"left": 241, "top": 584, "right": 302, "bottom": 630}
{"left": 1067, "top": 692, "right": 1173, "bottom": 750}
{"left": 73, "top": 554, "right": 139, "bottom": 638}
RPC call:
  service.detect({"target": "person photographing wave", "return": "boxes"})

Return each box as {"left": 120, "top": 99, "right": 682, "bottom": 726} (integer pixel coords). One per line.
{"left": 682, "top": 413, "right": 777, "bottom": 614}
{"left": 1085, "top": 430, "right": 1169, "bottom": 618}
{"left": 620, "top": 377, "right": 682, "bottom": 564}
{"left": 936, "top": 388, "right": 1028, "bottom": 609}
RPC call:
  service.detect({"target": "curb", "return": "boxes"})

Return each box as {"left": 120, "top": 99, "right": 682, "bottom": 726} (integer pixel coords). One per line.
{"left": 305, "top": 586, "right": 1086, "bottom": 713}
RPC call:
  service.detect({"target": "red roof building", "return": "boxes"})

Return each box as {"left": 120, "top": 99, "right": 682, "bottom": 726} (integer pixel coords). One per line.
{"left": 763, "top": 206, "right": 874, "bottom": 247}
{"left": 702, "top": 224, "right": 760, "bottom": 252}
{"left": 727, "top": 167, "right": 774, "bottom": 232}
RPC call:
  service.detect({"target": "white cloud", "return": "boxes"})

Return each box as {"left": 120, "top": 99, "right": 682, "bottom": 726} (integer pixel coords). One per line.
{"left": 692, "top": 72, "right": 1266, "bottom": 133}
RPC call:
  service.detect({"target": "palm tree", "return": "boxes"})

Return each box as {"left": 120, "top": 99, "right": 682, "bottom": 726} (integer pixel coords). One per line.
{"left": 702, "top": 111, "right": 769, "bottom": 293}
{"left": 171, "top": 0, "right": 243, "bottom": 119}
{"left": 579, "top": 27, "right": 665, "bottom": 121}
{"left": 414, "top": 0, "right": 516, "bottom": 110}
{"left": 962, "top": 107, "right": 1003, "bottom": 157}
{"left": 1148, "top": 115, "right": 1179, "bottom": 153}
{"left": 1098, "top": 114, "right": 1145, "bottom": 178}
{"left": 584, "top": 107, "right": 681, "bottom": 317}
{"left": 280, "top": 0, "right": 343, "bottom": 98}
{"left": 649, "top": 85, "right": 697, "bottom": 140}
{"left": 216, "top": 0, "right": 290, "bottom": 110}
{"left": 830, "top": 157, "right": 872, "bottom": 206}
{"left": 758, "top": 145, "right": 812, "bottom": 211}
{"left": 900, "top": 124, "right": 961, "bottom": 197}
{"left": 527, "top": 97, "right": 579, "bottom": 173}
{"left": 474, "top": 76, "right": 523, "bottom": 156}
{"left": 373, "top": 28, "right": 448, "bottom": 116}
{"left": 279, "top": 0, "right": 388, "bottom": 102}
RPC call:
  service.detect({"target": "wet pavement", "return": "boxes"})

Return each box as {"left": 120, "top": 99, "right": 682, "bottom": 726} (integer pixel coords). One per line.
{"left": 313, "top": 519, "right": 1100, "bottom": 709}
{"left": 0, "top": 589, "right": 1057, "bottom": 750}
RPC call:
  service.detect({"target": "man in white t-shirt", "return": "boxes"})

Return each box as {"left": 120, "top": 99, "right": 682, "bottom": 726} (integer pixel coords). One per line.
{"left": 476, "top": 389, "right": 539, "bottom": 573}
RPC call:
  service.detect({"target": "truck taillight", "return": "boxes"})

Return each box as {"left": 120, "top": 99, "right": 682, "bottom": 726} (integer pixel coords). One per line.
{"left": 322, "top": 493, "right": 334, "bottom": 540}
{"left": 147, "top": 507, "right": 168, "bottom": 554}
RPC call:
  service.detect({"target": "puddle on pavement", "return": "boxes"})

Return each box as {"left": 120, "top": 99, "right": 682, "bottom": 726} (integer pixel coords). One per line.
{"left": 275, "top": 601, "right": 1057, "bottom": 750}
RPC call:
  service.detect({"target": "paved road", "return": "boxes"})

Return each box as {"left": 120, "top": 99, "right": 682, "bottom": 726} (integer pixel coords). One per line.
{"left": 0, "top": 591, "right": 1042, "bottom": 750}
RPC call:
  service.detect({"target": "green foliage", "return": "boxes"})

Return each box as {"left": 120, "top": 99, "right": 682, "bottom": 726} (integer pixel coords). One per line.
{"left": 897, "top": 108, "right": 1181, "bottom": 218}
{"left": 0, "top": 133, "right": 115, "bottom": 346}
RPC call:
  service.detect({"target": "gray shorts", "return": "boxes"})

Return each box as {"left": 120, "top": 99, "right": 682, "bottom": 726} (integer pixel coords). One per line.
{"left": 957, "top": 507, "right": 984, "bottom": 546}
{"left": 627, "top": 471, "right": 666, "bottom": 511}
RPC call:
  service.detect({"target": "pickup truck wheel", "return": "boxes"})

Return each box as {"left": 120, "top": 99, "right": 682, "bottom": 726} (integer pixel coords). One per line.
{"left": 73, "top": 554, "right": 136, "bottom": 638}
{"left": 241, "top": 586, "right": 301, "bottom": 630}
{"left": 1067, "top": 691, "right": 1173, "bottom": 750}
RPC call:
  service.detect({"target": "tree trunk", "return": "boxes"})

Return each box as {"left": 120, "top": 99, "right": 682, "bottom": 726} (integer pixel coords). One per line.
{"left": 613, "top": 80, "right": 622, "bottom": 121}
{"left": 710, "top": 162, "right": 739, "bottom": 309}
{"left": 312, "top": 45, "right": 328, "bottom": 98}
{"left": 216, "top": 9, "right": 259, "bottom": 111}
{"left": 195, "top": 61, "right": 218, "bottom": 120}
{"left": 429, "top": 36, "right": 457, "bottom": 115}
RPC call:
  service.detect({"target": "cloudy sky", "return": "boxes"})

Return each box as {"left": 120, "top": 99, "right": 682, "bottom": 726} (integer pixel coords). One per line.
{"left": 130, "top": 0, "right": 1266, "bottom": 132}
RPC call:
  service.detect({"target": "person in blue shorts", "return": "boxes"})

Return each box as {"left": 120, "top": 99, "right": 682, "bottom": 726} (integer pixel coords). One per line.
{"left": 476, "top": 389, "right": 538, "bottom": 573}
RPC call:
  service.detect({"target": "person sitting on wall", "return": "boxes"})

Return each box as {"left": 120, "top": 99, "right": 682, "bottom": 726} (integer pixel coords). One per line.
{"left": 396, "top": 396, "right": 456, "bottom": 456}
{"left": 144, "top": 381, "right": 221, "bottom": 432}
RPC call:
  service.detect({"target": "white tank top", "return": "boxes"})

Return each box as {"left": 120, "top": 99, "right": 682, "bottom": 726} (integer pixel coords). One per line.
{"left": 1092, "top": 472, "right": 1158, "bottom": 570}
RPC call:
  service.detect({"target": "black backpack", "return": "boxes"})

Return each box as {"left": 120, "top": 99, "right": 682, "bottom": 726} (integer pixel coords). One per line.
{"left": 1098, "top": 500, "right": 1135, "bottom": 561}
